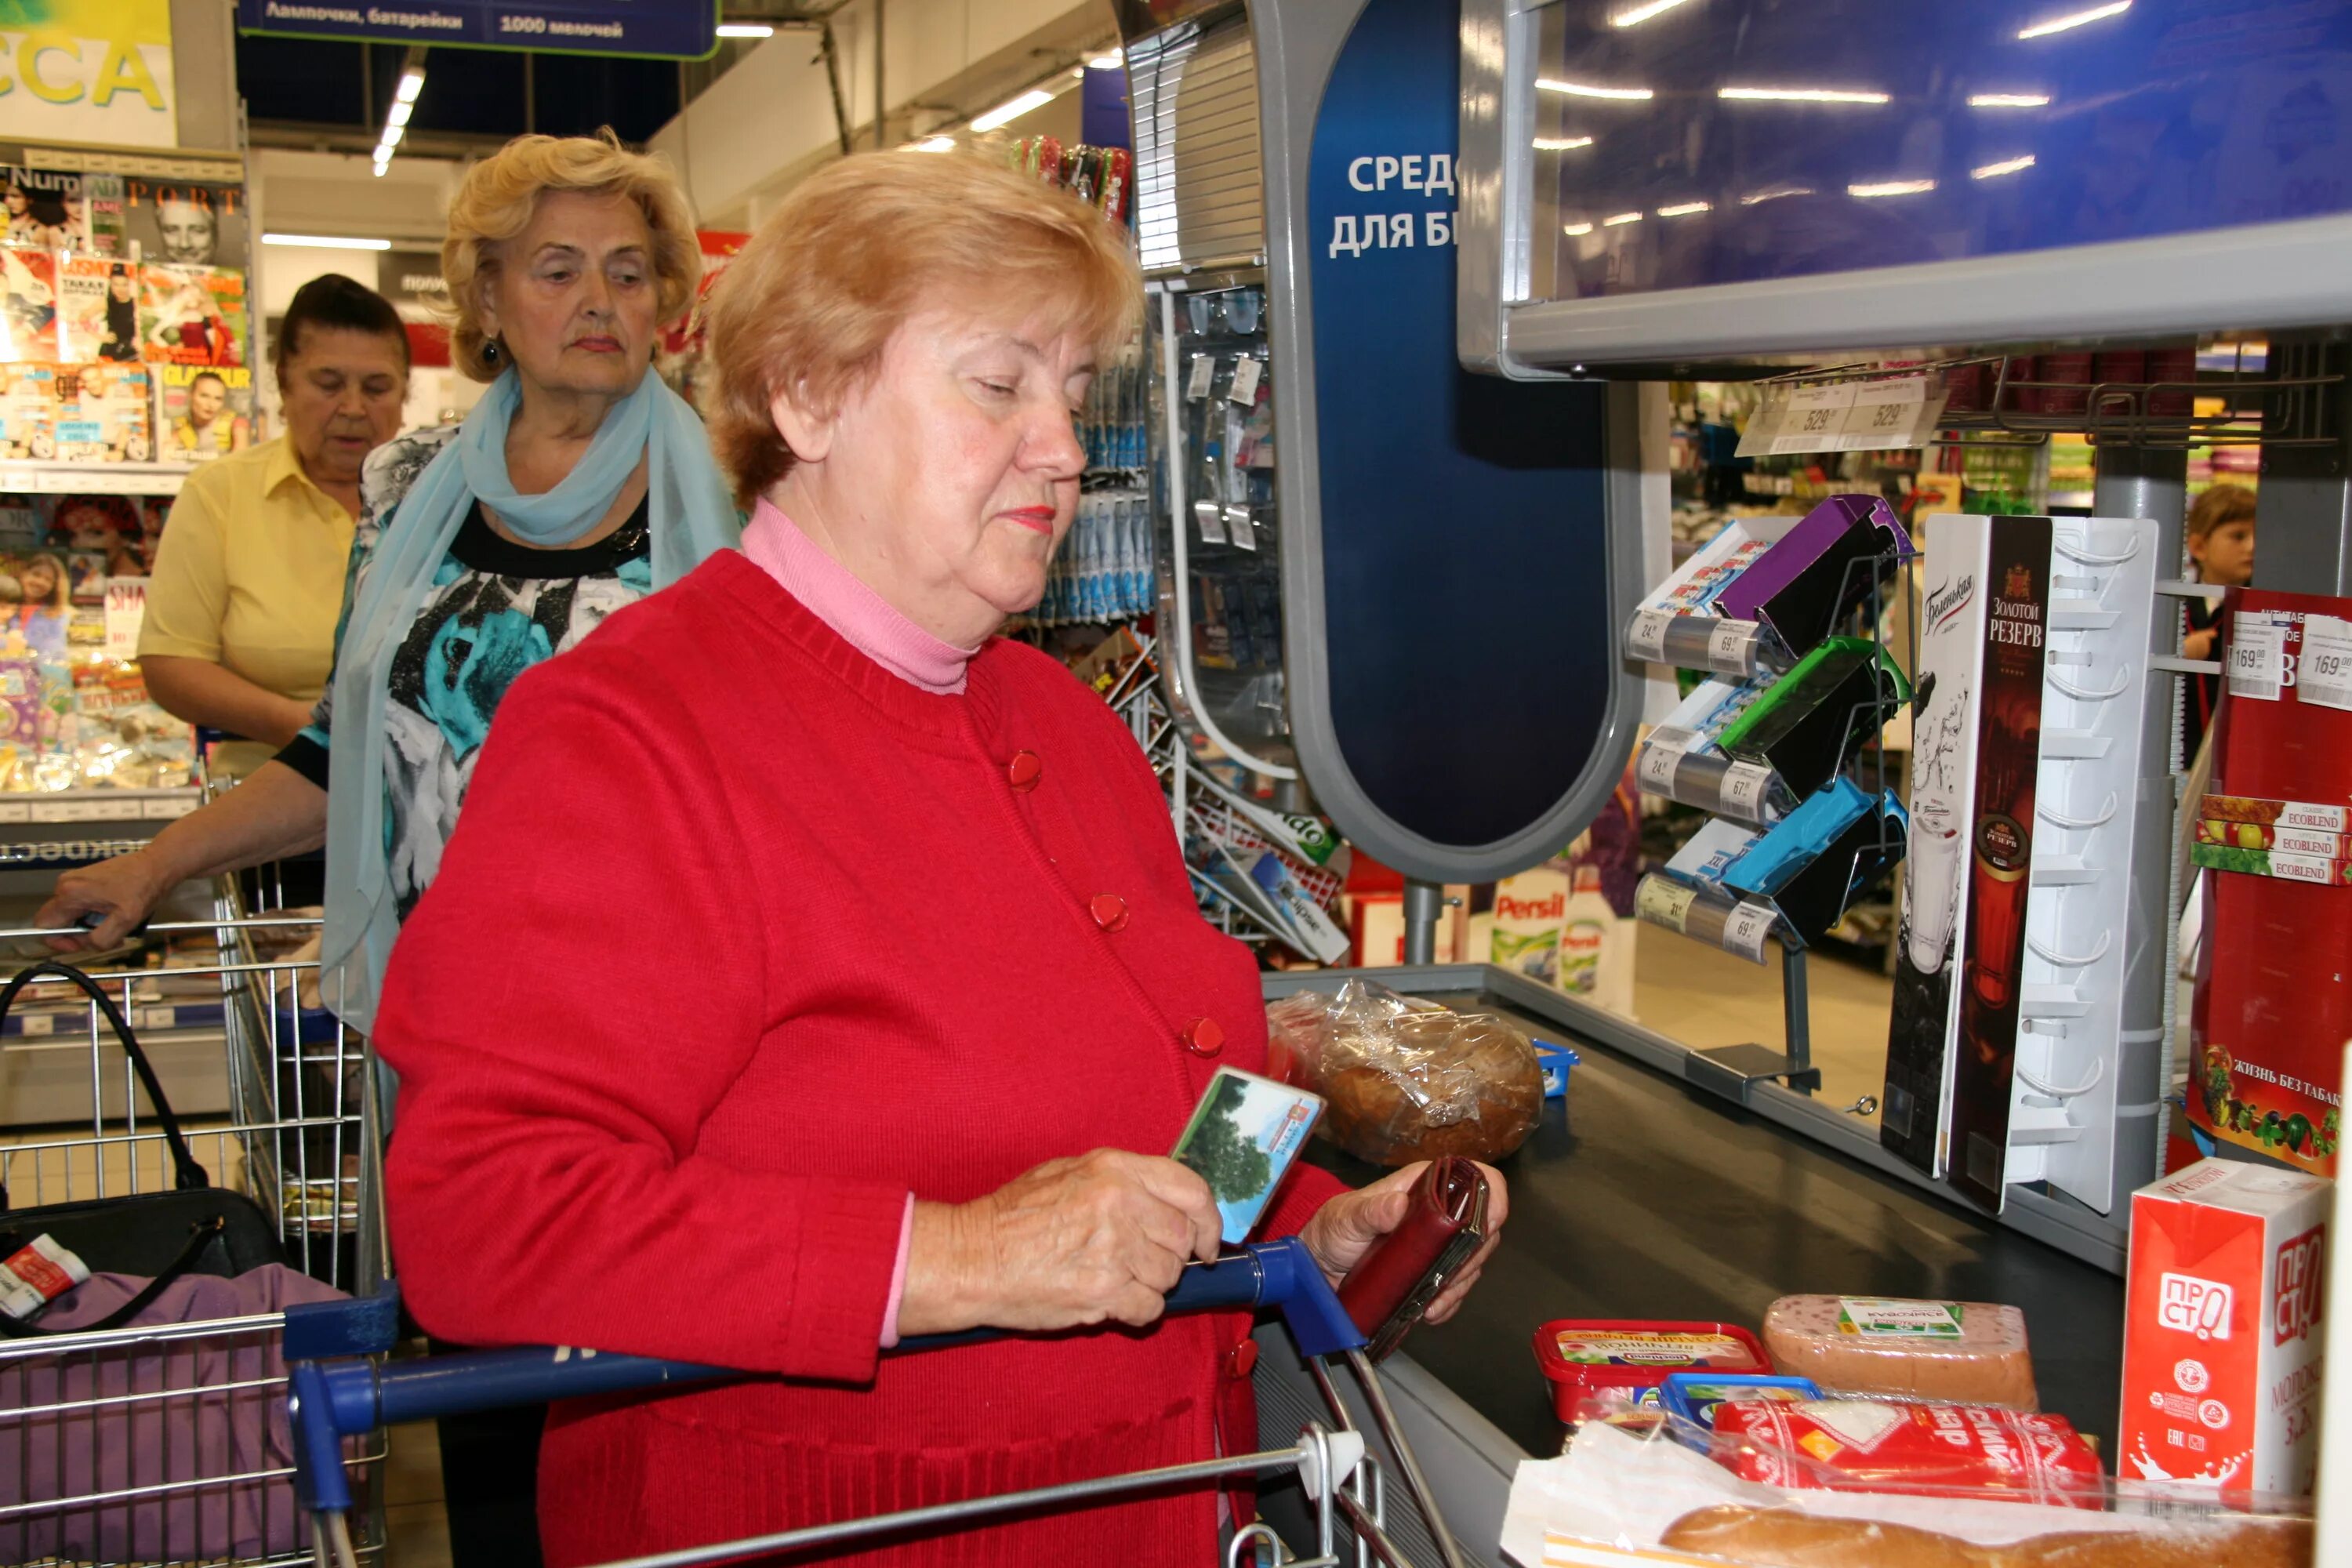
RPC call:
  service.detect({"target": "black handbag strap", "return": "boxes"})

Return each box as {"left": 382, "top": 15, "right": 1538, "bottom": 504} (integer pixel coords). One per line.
{"left": 0, "top": 1215, "right": 226, "bottom": 1338}
{"left": 0, "top": 960, "right": 209, "bottom": 1195}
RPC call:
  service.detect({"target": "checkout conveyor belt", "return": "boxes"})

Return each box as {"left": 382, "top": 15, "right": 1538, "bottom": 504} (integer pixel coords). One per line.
{"left": 1297, "top": 987, "right": 2127, "bottom": 1461}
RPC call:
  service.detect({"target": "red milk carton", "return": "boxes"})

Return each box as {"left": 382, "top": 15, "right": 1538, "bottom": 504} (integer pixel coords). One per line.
{"left": 2118, "top": 1158, "right": 2330, "bottom": 1497}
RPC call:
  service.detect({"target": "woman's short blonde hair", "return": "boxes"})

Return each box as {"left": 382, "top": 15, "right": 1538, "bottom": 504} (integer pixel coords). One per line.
{"left": 705, "top": 151, "right": 1142, "bottom": 506}
{"left": 442, "top": 129, "right": 699, "bottom": 382}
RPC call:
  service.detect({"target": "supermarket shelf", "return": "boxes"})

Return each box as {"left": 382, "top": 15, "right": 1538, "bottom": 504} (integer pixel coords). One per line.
{"left": 0, "top": 788, "right": 200, "bottom": 823}
{"left": 0, "top": 461, "right": 193, "bottom": 495}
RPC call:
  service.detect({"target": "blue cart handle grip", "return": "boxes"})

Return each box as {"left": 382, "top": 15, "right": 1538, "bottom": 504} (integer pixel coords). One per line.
{"left": 286, "top": 1236, "right": 1363, "bottom": 1515}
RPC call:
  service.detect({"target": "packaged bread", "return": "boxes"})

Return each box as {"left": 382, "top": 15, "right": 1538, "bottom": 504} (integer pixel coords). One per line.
{"left": 1762, "top": 1295, "right": 2038, "bottom": 1410}
{"left": 1659, "top": 1504, "right": 2313, "bottom": 1568}
{"left": 1714, "top": 1399, "right": 2101, "bottom": 1504}
{"left": 1263, "top": 979, "right": 1543, "bottom": 1166}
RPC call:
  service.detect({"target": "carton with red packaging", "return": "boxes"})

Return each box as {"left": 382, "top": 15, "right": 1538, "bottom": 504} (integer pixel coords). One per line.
{"left": 1715, "top": 1397, "right": 2103, "bottom": 1504}
{"left": 2190, "top": 590, "right": 2352, "bottom": 1174}
{"left": 2118, "top": 1157, "right": 2329, "bottom": 1497}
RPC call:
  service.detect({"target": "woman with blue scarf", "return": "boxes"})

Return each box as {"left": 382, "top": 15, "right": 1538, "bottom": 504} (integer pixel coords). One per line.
{"left": 38, "top": 131, "right": 738, "bottom": 1564}
{"left": 44, "top": 132, "right": 737, "bottom": 998}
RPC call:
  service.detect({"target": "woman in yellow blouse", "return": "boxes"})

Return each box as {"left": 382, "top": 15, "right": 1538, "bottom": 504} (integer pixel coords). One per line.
{"left": 139, "top": 274, "right": 408, "bottom": 775}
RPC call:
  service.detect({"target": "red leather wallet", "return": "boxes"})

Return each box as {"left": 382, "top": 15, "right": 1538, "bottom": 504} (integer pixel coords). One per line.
{"left": 1335, "top": 1156, "right": 1490, "bottom": 1361}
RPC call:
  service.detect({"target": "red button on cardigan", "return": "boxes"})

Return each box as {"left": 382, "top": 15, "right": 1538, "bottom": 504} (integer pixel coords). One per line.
{"left": 1007, "top": 750, "right": 1043, "bottom": 791}
{"left": 1182, "top": 1017, "right": 1225, "bottom": 1058}
{"left": 1090, "top": 894, "right": 1131, "bottom": 932}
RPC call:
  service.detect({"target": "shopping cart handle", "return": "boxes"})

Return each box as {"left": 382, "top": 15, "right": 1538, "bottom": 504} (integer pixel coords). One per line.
{"left": 286, "top": 1236, "right": 1363, "bottom": 1515}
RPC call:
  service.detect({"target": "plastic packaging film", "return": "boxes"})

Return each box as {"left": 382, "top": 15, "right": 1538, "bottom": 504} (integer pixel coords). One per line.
{"left": 1760, "top": 1294, "right": 2039, "bottom": 1410}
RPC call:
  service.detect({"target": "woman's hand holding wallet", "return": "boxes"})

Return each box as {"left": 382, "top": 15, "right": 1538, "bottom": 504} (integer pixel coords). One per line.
{"left": 1299, "top": 1158, "right": 1508, "bottom": 1330}
{"left": 897, "top": 1149, "right": 1223, "bottom": 1338}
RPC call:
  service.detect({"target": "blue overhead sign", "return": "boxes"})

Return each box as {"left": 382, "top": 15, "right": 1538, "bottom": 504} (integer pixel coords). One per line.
{"left": 238, "top": 1, "right": 719, "bottom": 59}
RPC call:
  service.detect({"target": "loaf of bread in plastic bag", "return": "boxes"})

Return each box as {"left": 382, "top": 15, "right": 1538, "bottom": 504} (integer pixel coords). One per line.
{"left": 1658, "top": 1504, "right": 2312, "bottom": 1568}
{"left": 1263, "top": 979, "right": 1541, "bottom": 1166}
{"left": 1761, "top": 1295, "right": 2039, "bottom": 1410}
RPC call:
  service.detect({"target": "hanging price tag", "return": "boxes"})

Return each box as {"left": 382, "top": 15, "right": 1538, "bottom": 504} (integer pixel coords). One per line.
{"left": 1636, "top": 877, "right": 1698, "bottom": 932}
{"left": 1638, "top": 728, "right": 1695, "bottom": 793}
{"left": 1706, "top": 619, "right": 1753, "bottom": 670}
{"left": 1722, "top": 900, "right": 1777, "bottom": 961}
{"left": 1192, "top": 499, "right": 1227, "bottom": 544}
{"left": 1228, "top": 355, "right": 1263, "bottom": 405}
{"left": 1835, "top": 376, "right": 1936, "bottom": 450}
{"left": 1225, "top": 505, "right": 1256, "bottom": 552}
{"left": 1624, "top": 608, "right": 1674, "bottom": 663}
{"left": 1719, "top": 760, "right": 1776, "bottom": 823}
{"left": 2300, "top": 614, "right": 2352, "bottom": 712}
{"left": 2227, "top": 615, "right": 2288, "bottom": 702}
{"left": 1186, "top": 354, "right": 1214, "bottom": 401}
{"left": 1768, "top": 383, "right": 1858, "bottom": 454}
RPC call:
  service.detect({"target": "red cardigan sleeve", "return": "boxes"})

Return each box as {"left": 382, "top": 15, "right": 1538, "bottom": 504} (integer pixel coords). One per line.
{"left": 374, "top": 649, "right": 906, "bottom": 1384}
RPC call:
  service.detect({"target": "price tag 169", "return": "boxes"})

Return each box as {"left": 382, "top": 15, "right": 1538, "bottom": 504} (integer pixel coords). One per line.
{"left": 2301, "top": 614, "right": 2352, "bottom": 712}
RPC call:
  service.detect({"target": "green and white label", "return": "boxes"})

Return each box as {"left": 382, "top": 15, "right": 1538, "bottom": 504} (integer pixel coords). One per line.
{"left": 1836, "top": 1298, "right": 1963, "bottom": 1338}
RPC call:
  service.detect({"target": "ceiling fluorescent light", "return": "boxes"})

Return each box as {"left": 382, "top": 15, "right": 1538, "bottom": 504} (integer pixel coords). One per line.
{"left": 1657, "top": 201, "right": 1711, "bottom": 216}
{"left": 386, "top": 100, "right": 412, "bottom": 127}
{"left": 1740, "top": 183, "right": 1814, "bottom": 204}
{"left": 1972, "top": 154, "right": 2037, "bottom": 179}
{"left": 1563, "top": 222, "right": 1594, "bottom": 235}
{"left": 911, "top": 136, "right": 957, "bottom": 153}
{"left": 1088, "top": 49, "right": 1123, "bottom": 69}
{"left": 1602, "top": 210, "right": 1643, "bottom": 226}
{"left": 1610, "top": 0, "right": 1691, "bottom": 24}
{"left": 1969, "top": 93, "right": 2051, "bottom": 107}
{"left": 1533, "top": 136, "right": 1595, "bottom": 151}
{"left": 1719, "top": 85, "right": 1889, "bottom": 104}
{"left": 263, "top": 233, "right": 394, "bottom": 250}
{"left": 971, "top": 89, "right": 1055, "bottom": 132}
{"left": 1536, "top": 79, "right": 1654, "bottom": 100}
{"left": 394, "top": 70, "right": 425, "bottom": 103}
{"left": 379, "top": 124, "right": 404, "bottom": 148}
{"left": 716, "top": 23, "right": 775, "bottom": 38}
{"left": 2017, "top": 1, "right": 2129, "bottom": 39}
{"left": 1848, "top": 179, "right": 1936, "bottom": 198}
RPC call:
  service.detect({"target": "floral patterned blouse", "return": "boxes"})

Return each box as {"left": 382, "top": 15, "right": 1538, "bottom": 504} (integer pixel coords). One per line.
{"left": 275, "top": 425, "right": 656, "bottom": 923}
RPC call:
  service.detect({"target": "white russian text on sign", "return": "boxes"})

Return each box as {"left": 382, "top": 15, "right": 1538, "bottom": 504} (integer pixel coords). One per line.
{"left": 103, "top": 576, "right": 147, "bottom": 659}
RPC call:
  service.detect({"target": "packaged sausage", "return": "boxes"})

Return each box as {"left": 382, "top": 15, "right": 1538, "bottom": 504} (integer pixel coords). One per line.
{"left": 1715, "top": 1399, "right": 2103, "bottom": 1505}
{"left": 1762, "top": 1294, "right": 2039, "bottom": 1410}
{"left": 1534, "top": 1319, "right": 1772, "bottom": 1423}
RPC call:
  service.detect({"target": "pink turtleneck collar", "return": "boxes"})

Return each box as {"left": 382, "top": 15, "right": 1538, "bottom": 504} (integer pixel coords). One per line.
{"left": 739, "top": 498, "right": 979, "bottom": 696}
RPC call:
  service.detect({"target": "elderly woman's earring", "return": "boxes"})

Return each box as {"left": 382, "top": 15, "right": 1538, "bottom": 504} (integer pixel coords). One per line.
{"left": 482, "top": 336, "right": 503, "bottom": 367}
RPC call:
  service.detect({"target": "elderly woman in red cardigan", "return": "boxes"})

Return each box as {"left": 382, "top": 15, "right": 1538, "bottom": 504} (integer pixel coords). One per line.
{"left": 375, "top": 150, "right": 1508, "bottom": 1565}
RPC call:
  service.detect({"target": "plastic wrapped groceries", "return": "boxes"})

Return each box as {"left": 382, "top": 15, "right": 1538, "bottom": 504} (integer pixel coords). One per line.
{"left": 1264, "top": 979, "right": 1541, "bottom": 1166}
{"left": 1762, "top": 1295, "right": 2039, "bottom": 1410}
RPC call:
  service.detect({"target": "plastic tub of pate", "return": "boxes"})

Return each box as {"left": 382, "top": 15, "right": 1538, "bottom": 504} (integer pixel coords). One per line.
{"left": 1762, "top": 1294, "right": 2039, "bottom": 1410}
{"left": 1534, "top": 1319, "right": 1772, "bottom": 1423}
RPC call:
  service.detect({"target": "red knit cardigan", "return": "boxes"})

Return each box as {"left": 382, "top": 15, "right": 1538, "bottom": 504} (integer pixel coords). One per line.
{"left": 376, "top": 550, "right": 1346, "bottom": 1566}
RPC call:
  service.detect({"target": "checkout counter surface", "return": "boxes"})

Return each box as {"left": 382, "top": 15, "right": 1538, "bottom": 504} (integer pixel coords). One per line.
{"left": 1302, "top": 989, "right": 2128, "bottom": 1461}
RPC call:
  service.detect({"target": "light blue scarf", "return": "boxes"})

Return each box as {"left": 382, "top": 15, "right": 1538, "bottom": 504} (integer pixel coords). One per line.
{"left": 319, "top": 368, "right": 740, "bottom": 1031}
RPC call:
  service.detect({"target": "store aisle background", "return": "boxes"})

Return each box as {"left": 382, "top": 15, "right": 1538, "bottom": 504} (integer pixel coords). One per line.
{"left": 386, "top": 1425, "right": 450, "bottom": 1568}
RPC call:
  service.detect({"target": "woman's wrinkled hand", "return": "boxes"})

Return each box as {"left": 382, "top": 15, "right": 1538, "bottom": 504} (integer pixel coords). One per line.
{"left": 1298, "top": 1160, "right": 1508, "bottom": 1327}
{"left": 898, "top": 1149, "right": 1224, "bottom": 1338}
{"left": 34, "top": 852, "right": 170, "bottom": 953}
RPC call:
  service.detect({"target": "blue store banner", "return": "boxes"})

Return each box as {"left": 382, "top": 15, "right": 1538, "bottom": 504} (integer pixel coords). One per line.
{"left": 1304, "top": 0, "right": 1613, "bottom": 850}
{"left": 238, "top": 0, "right": 717, "bottom": 59}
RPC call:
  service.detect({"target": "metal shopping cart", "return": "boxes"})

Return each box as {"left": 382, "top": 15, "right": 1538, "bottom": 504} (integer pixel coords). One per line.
{"left": 0, "top": 902, "right": 389, "bottom": 1565}
{"left": 285, "top": 1235, "right": 1471, "bottom": 1568}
